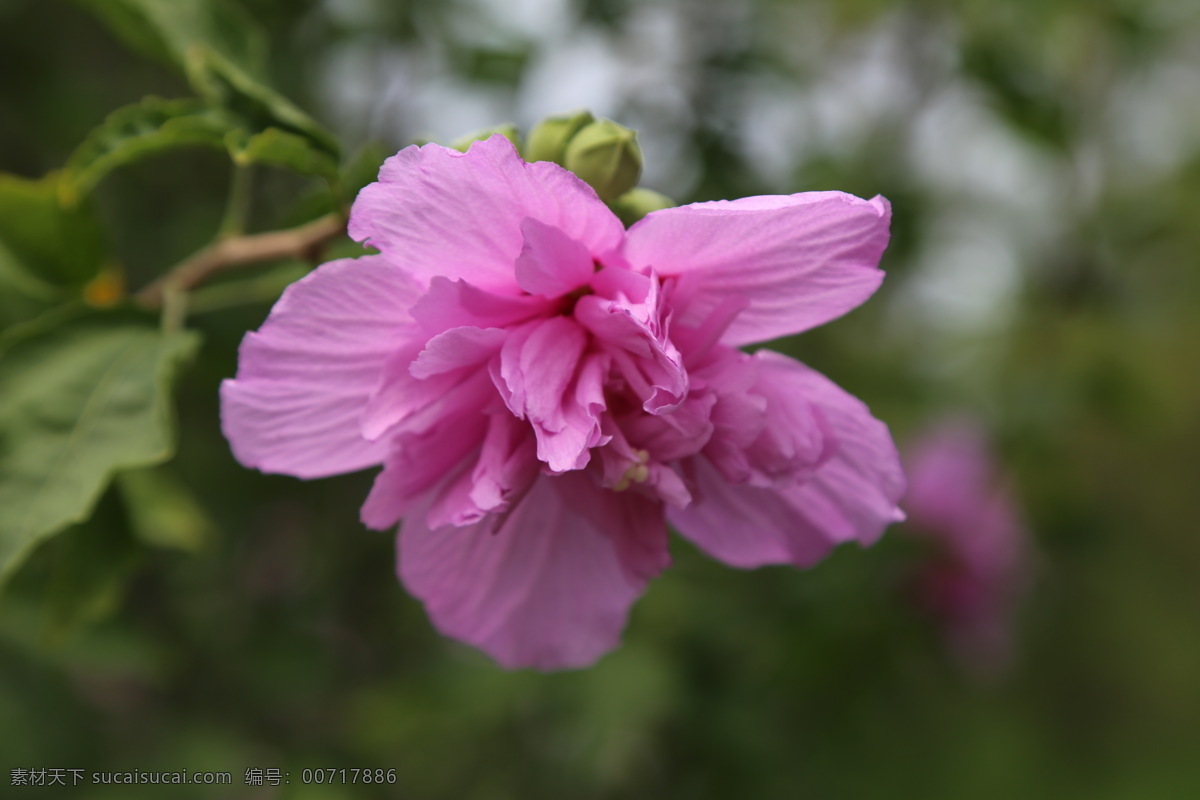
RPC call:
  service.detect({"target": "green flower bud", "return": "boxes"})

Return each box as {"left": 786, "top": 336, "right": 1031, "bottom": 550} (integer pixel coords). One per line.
{"left": 611, "top": 187, "right": 675, "bottom": 226}
{"left": 563, "top": 118, "right": 643, "bottom": 204}
{"left": 524, "top": 110, "right": 595, "bottom": 164}
{"left": 450, "top": 124, "right": 521, "bottom": 154}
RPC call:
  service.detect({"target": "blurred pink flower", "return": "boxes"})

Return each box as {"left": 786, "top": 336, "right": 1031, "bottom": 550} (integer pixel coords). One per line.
{"left": 221, "top": 135, "right": 905, "bottom": 669}
{"left": 903, "top": 421, "right": 1030, "bottom": 675}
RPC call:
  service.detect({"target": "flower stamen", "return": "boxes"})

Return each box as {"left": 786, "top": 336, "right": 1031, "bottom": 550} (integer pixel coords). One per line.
{"left": 613, "top": 448, "right": 651, "bottom": 491}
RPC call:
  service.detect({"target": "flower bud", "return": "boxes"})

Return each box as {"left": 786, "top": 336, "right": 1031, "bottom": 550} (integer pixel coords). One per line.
{"left": 611, "top": 187, "right": 675, "bottom": 226}
{"left": 450, "top": 124, "right": 521, "bottom": 154}
{"left": 524, "top": 110, "right": 595, "bottom": 164}
{"left": 563, "top": 119, "right": 642, "bottom": 203}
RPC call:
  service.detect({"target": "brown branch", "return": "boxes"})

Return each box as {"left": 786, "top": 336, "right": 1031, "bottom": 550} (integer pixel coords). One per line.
{"left": 135, "top": 213, "right": 346, "bottom": 308}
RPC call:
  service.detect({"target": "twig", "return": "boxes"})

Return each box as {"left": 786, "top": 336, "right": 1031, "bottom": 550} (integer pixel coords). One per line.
{"left": 135, "top": 213, "right": 346, "bottom": 308}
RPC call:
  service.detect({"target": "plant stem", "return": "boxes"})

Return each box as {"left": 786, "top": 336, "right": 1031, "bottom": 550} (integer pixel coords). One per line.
{"left": 135, "top": 213, "right": 346, "bottom": 309}
{"left": 218, "top": 163, "right": 254, "bottom": 238}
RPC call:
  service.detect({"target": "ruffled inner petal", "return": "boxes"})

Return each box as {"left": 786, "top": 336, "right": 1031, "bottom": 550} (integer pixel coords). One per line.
{"left": 496, "top": 317, "right": 609, "bottom": 472}
{"left": 574, "top": 270, "right": 687, "bottom": 414}
{"left": 410, "top": 277, "right": 551, "bottom": 334}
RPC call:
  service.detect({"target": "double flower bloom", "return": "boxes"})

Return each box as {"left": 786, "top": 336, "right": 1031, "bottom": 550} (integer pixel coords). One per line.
{"left": 221, "top": 135, "right": 905, "bottom": 669}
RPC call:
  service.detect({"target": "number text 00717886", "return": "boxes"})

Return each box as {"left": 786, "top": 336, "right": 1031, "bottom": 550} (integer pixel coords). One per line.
{"left": 301, "top": 769, "right": 397, "bottom": 785}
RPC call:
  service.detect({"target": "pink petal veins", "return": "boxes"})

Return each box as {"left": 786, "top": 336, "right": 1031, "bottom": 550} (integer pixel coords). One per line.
{"left": 399, "top": 471, "right": 669, "bottom": 670}
{"left": 624, "top": 192, "right": 891, "bottom": 346}
{"left": 220, "top": 256, "right": 421, "bottom": 478}
{"left": 349, "top": 136, "right": 624, "bottom": 293}
{"left": 514, "top": 217, "right": 595, "bottom": 298}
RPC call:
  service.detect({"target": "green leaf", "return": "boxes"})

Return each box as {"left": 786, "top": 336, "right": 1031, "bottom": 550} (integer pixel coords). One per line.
{"left": 61, "top": 96, "right": 341, "bottom": 205}
{"left": 0, "top": 240, "right": 64, "bottom": 327}
{"left": 0, "top": 173, "right": 109, "bottom": 286}
{"left": 74, "top": 0, "right": 338, "bottom": 159}
{"left": 70, "top": 0, "right": 266, "bottom": 79}
{"left": 60, "top": 97, "right": 241, "bottom": 205}
{"left": 0, "top": 309, "right": 201, "bottom": 584}
{"left": 224, "top": 127, "right": 339, "bottom": 179}
{"left": 277, "top": 142, "right": 389, "bottom": 225}
{"left": 188, "top": 48, "right": 339, "bottom": 158}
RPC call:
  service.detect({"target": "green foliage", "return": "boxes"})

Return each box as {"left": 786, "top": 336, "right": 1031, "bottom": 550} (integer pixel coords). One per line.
{"left": 187, "top": 48, "right": 339, "bottom": 158}
{"left": 0, "top": 239, "right": 63, "bottom": 326}
{"left": 73, "top": 0, "right": 338, "bottom": 170}
{"left": 225, "top": 126, "right": 339, "bottom": 180}
{"left": 0, "top": 0, "right": 345, "bottom": 598}
{"left": 59, "top": 97, "right": 240, "bottom": 204}
{"left": 60, "top": 96, "right": 339, "bottom": 208}
{"left": 0, "top": 172, "right": 108, "bottom": 286}
{"left": 0, "top": 309, "right": 199, "bottom": 583}
{"left": 70, "top": 0, "right": 267, "bottom": 79}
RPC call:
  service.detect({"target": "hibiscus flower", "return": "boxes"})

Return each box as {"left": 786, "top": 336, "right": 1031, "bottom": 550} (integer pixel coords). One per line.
{"left": 221, "top": 134, "right": 905, "bottom": 669}
{"left": 902, "top": 420, "right": 1030, "bottom": 675}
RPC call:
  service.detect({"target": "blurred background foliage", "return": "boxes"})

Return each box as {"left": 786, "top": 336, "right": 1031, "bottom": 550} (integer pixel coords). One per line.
{"left": 1, "top": 0, "right": 1199, "bottom": 797}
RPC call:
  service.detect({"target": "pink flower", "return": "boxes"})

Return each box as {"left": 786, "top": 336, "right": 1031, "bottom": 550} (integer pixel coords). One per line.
{"left": 903, "top": 421, "right": 1030, "bottom": 675}
{"left": 221, "top": 135, "right": 905, "bottom": 670}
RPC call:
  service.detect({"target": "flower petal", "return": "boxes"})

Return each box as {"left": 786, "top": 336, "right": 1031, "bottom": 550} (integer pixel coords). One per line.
{"left": 399, "top": 471, "right": 670, "bottom": 670}
{"left": 410, "top": 277, "right": 551, "bottom": 334}
{"left": 220, "top": 256, "right": 420, "bottom": 479}
{"left": 468, "top": 411, "right": 540, "bottom": 516}
{"left": 514, "top": 217, "right": 595, "bottom": 298}
{"left": 574, "top": 271, "right": 687, "bottom": 414}
{"left": 359, "top": 343, "right": 444, "bottom": 441}
{"left": 362, "top": 326, "right": 505, "bottom": 442}
{"left": 349, "top": 135, "right": 624, "bottom": 293}
{"left": 738, "top": 351, "right": 836, "bottom": 489}
{"left": 496, "top": 317, "right": 607, "bottom": 472}
{"left": 363, "top": 350, "right": 497, "bottom": 448}
{"left": 410, "top": 326, "right": 506, "bottom": 379}
{"left": 695, "top": 371, "right": 766, "bottom": 484}
{"left": 360, "top": 390, "right": 492, "bottom": 530}
{"left": 669, "top": 353, "right": 904, "bottom": 568}
{"left": 623, "top": 192, "right": 891, "bottom": 346}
